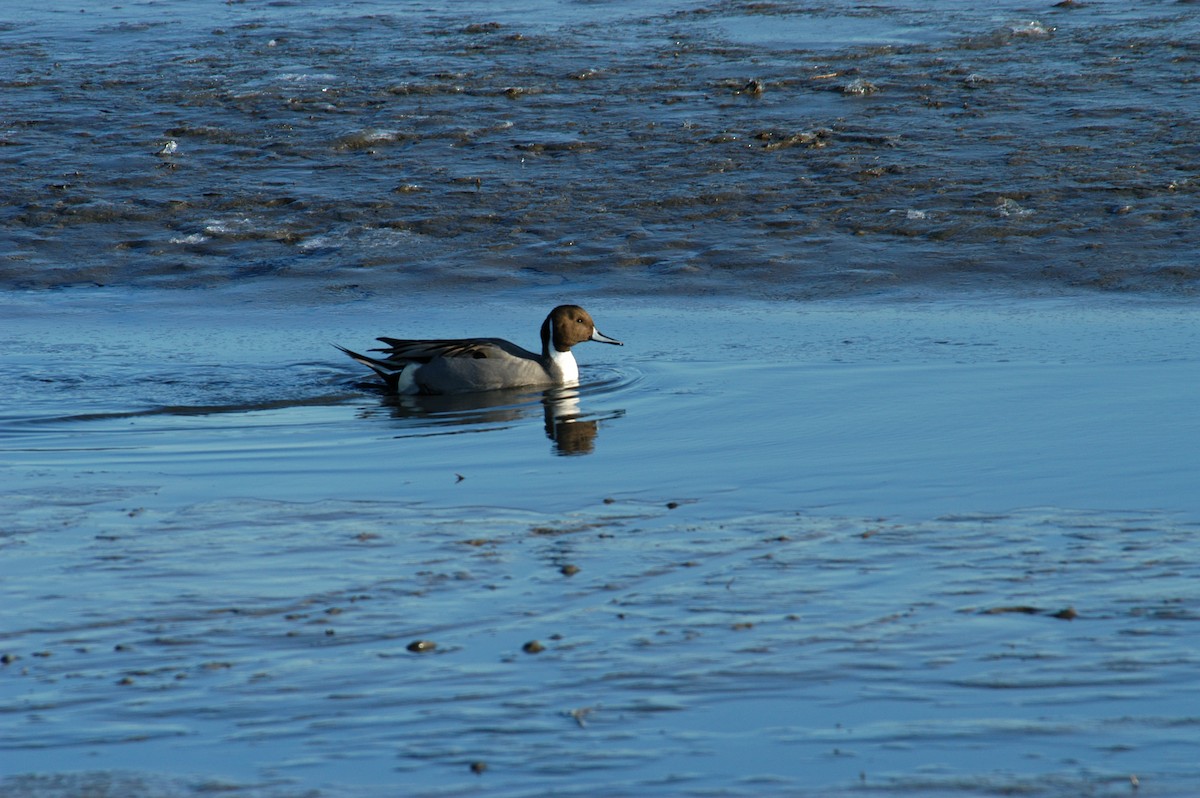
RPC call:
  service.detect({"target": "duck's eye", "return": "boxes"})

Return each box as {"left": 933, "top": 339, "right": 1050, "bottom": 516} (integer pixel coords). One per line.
{"left": 577, "top": 317, "right": 585, "bottom": 323}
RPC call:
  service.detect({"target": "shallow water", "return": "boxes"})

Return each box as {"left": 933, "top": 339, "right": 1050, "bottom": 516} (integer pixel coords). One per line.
{"left": 3, "top": 0, "right": 1200, "bottom": 796}
{"left": 4, "top": 290, "right": 1200, "bottom": 797}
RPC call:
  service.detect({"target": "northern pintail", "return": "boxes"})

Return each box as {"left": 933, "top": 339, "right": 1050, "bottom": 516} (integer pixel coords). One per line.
{"left": 336, "top": 304, "right": 622, "bottom": 394}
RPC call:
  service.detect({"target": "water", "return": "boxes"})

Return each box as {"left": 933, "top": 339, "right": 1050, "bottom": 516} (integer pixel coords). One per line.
{"left": 3, "top": 1, "right": 1200, "bottom": 796}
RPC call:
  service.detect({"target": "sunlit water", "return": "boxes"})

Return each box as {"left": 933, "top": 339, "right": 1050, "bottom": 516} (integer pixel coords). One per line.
{"left": 4, "top": 291, "right": 1200, "bottom": 797}
{"left": 3, "top": 1, "right": 1200, "bottom": 796}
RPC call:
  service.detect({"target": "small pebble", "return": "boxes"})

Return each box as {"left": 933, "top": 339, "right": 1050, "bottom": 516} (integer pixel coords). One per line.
{"left": 738, "top": 78, "right": 764, "bottom": 96}
{"left": 842, "top": 78, "right": 878, "bottom": 95}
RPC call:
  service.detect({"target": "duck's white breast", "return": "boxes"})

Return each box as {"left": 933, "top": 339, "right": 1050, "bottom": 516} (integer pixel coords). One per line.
{"left": 550, "top": 348, "right": 579, "bottom": 384}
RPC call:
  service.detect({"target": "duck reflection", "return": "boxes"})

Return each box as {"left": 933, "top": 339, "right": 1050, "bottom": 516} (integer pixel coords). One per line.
{"left": 368, "top": 382, "right": 620, "bottom": 456}
{"left": 541, "top": 385, "right": 601, "bottom": 456}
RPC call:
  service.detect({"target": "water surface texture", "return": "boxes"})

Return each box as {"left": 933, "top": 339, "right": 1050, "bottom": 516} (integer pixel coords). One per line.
{"left": 3, "top": 1, "right": 1200, "bottom": 797}
{"left": 3, "top": 0, "right": 1198, "bottom": 295}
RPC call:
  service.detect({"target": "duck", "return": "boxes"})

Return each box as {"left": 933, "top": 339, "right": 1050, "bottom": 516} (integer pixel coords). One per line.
{"left": 336, "top": 304, "right": 622, "bottom": 394}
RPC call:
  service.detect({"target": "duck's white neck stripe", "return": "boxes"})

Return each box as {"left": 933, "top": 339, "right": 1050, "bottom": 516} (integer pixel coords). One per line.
{"left": 550, "top": 347, "right": 579, "bottom": 384}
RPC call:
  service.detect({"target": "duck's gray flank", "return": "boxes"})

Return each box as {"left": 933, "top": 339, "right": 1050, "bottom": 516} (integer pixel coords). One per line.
{"left": 336, "top": 304, "right": 622, "bottom": 395}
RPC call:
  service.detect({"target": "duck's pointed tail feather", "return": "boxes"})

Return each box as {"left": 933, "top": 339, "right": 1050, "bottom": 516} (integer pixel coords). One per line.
{"left": 333, "top": 344, "right": 405, "bottom": 392}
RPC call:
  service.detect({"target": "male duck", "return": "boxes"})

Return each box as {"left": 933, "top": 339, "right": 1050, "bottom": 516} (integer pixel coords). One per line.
{"left": 336, "top": 304, "right": 622, "bottom": 394}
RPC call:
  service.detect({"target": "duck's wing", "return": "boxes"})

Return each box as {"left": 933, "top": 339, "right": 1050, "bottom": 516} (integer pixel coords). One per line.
{"left": 371, "top": 337, "right": 531, "bottom": 363}
{"left": 338, "top": 337, "right": 549, "bottom": 394}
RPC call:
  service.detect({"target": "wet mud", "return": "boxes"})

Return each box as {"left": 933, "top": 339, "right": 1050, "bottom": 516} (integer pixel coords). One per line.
{"left": 2, "top": 1, "right": 1198, "bottom": 296}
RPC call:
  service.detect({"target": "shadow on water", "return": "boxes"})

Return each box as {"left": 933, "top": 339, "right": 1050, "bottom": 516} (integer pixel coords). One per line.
{"left": 356, "top": 367, "right": 635, "bottom": 456}
{"left": 0, "top": 353, "right": 639, "bottom": 462}
{"left": 19, "top": 394, "right": 355, "bottom": 426}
